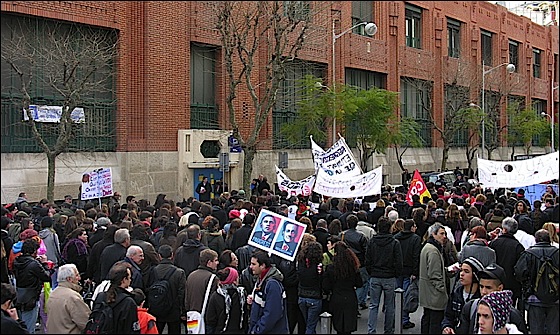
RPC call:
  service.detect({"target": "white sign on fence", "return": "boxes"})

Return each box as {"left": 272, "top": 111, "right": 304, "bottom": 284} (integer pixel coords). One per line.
{"left": 23, "top": 105, "right": 86, "bottom": 123}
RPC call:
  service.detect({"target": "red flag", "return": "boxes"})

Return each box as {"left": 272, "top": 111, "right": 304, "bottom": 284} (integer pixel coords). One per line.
{"left": 406, "top": 170, "right": 431, "bottom": 206}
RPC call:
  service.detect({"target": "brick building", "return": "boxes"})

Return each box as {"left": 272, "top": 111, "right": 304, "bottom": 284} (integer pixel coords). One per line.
{"left": 1, "top": 1, "right": 558, "bottom": 203}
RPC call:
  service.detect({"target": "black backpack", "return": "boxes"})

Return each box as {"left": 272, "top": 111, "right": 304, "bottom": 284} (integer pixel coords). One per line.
{"left": 146, "top": 267, "right": 176, "bottom": 316}
{"left": 526, "top": 248, "right": 559, "bottom": 304}
{"left": 83, "top": 297, "right": 115, "bottom": 334}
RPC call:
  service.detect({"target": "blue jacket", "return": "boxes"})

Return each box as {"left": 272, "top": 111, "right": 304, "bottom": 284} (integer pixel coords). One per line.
{"left": 249, "top": 266, "right": 288, "bottom": 334}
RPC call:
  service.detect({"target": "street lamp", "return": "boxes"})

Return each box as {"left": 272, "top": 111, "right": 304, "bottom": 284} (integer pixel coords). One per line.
{"left": 331, "top": 20, "right": 377, "bottom": 144}
{"left": 479, "top": 62, "right": 516, "bottom": 159}
{"left": 540, "top": 112, "right": 554, "bottom": 151}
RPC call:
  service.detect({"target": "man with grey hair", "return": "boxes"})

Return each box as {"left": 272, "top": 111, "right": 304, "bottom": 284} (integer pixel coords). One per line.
{"left": 419, "top": 222, "right": 448, "bottom": 333}
{"left": 99, "top": 228, "right": 131, "bottom": 280}
{"left": 124, "top": 245, "right": 145, "bottom": 290}
{"left": 489, "top": 217, "right": 525, "bottom": 309}
{"left": 515, "top": 229, "right": 559, "bottom": 334}
{"left": 387, "top": 210, "right": 399, "bottom": 225}
{"left": 45, "top": 264, "right": 90, "bottom": 333}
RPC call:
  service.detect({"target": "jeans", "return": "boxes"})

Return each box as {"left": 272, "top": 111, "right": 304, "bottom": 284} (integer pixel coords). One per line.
{"left": 395, "top": 276, "right": 411, "bottom": 324}
{"left": 355, "top": 267, "right": 369, "bottom": 305}
{"left": 367, "top": 277, "right": 396, "bottom": 334}
{"left": 528, "top": 304, "right": 559, "bottom": 334}
{"left": 298, "top": 297, "right": 322, "bottom": 334}
{"left": 20, "top": 300, "right": 39, "bottom": 334}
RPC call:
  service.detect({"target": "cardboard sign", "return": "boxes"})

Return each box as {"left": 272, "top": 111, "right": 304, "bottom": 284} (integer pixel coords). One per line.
{"left": 81, "top": 168, "right": 113, "bottom": 200}
{"left": 248, "top": 209, "right": 307, "bottom": 262}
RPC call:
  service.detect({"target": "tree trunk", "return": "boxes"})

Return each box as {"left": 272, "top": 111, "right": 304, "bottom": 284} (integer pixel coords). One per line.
{"left": 46, "top": 152, "right": 57, "bottom": 203}
{"left": 242, "top": 148, "right": 256, "bottom": 193}
{"left": 441, "top": 146, "right": 449, "bottom": 172}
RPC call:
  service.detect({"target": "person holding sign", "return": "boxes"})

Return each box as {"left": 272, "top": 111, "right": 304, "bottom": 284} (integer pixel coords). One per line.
{"left": 274, "top": 223, "right": 300, "bottom": 256}
{"left": 251, "top": 214, "right": 279, "bottom": 249}
{"left": 196, "top": 176, "right": 211, "bottom": 203}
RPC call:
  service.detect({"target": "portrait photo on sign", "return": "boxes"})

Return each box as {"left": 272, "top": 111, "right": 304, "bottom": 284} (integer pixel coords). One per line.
{"left": 270, "top": 219, "right": 306, "bottom": 261}
{"left": 248, "top": 209, "right": 281, "bottom": 250}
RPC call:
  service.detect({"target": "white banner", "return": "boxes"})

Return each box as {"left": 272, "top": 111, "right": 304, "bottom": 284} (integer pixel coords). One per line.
{"left": 275, "top": 166, "right": 315, "bottom": 197}
{"left": 81, "top": 168, "right": 114, "bottom": 200}
{"left": 23, "top": 105, "right": 86, "bottom": 123}
{"left": 478, "top": 151, "right": 559, "bottom": 188}
{"left": 310, "top": 136, "right": 361, "bottom": 178}
{"left": 314, "top": 165, "right": 383, "bottom": 198}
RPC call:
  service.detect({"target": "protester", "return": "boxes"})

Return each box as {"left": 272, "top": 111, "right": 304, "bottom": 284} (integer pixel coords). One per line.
{"left": 322, "top": 241, "right": 363, "bottom": 334}
{"left": 1, "top": 282, "right": 29, "bottom": 334}
{"left": 477, "top": 290, "right": 522, "bottom": 334}
{"left": 45, "top": 264, "right": 90, "bottom": 334}
{"left": 205, "top": 266, "right": 247, "bottom": 334}
{"left": 419, "top": 223, "right": 448, "bottom": 334}
{"left": 247, "top": 251, "right": 289, "bottom": 334}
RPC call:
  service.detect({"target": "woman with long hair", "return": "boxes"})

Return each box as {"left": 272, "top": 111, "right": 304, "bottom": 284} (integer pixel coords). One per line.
{"left": 322, "top": 241, "right": 363, "bottom": 334}
{"left": 93, "top": 261, "right": 139, "bottom": 334}
{"left": 296, "top": 241, "right": 324, "bottom": 334}
{"left": 542, "top": 222, "right": 559, "bottom": 248}
{"left": 513, "top": 201, "right": 534, "bottom": 235}
{"left": 62, "top": 227, "right": 90, "bottom": 279}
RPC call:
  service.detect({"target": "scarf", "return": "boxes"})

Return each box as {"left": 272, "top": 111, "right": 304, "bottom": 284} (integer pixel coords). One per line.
{"left": 217, "top": 284, "right": 246, "bottom": 332}
{"left": 62, "top": 238, "right": 88, "bottom": 261}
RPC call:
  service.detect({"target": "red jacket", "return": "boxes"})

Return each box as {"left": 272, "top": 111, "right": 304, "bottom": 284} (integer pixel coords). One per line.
{"left": 137, "top": 308, "right": 158, "bottom": 334}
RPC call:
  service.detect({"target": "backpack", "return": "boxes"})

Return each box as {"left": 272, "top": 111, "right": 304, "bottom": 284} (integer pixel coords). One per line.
{"left": 83, "top": 298, "right": 115, "bottom": 334}
{"left": 527, "top": 248, "right": 559, "bottom": 304}
{"left": 146, "top": 267, "right": 176, "bottom": 316}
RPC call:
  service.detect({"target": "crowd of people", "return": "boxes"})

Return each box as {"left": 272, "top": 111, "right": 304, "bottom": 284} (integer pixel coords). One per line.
{"left": 0, "top": 173, "right": 559, "bottom": 334}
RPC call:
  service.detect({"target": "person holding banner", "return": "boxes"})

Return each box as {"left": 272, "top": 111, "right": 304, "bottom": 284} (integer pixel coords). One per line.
{"left": 251, "top": 214, "right": 279, "bottom": 249}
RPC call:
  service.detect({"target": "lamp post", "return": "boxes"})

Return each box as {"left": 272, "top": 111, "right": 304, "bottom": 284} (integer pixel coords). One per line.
{"left": 479, "top": 62, "right": 516, "bottom": 159}
{"left": 541, "top": 112, "right": 554, "bottom": 151}
{"left": 331, "top": 20, "right": 377, "bottom": 144}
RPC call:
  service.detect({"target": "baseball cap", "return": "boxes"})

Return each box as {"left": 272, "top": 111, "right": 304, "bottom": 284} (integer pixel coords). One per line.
{"left": 478, "top": 263, "right": 506, "bottom": 284}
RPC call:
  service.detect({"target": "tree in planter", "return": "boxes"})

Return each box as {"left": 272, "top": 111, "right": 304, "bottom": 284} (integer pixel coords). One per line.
{"left": 213, "top": 1, "right": 330, "bottom": 189}
{"left": 1, "top": 16, "right": 118, "bottom": 203}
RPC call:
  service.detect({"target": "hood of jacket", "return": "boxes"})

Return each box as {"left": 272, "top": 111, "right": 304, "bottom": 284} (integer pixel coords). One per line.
{"left": 181, "top": 238, "right": 205, "bottom": 252}
{"left": 262, "top": 265, "right": 284, "bottom": 283}
{"left": 13, "top": 254, "right": 35, "bottom": 271}
{"left": 38, "top": 228, "right": 54, "bottom": 240}
{"left": 371, "top": 233, "right": 396, "bottom": 247}
{"left": 394, "top": 231, "right": 415, "bottom": 241}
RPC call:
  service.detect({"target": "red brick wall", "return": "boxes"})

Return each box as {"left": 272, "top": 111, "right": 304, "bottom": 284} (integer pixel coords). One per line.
{"left": 2, "top": 1, "right": 558, "bottom": 152}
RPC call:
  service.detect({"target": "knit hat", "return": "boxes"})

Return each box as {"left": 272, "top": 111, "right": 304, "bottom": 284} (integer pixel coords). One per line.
{"left": 238, "top": 190, "right": 246, "bottom": 197}
{"left": 480, "top": 290, "right": 513, "bottom": 333}
{"left": 228, "top": 209, "right": 241, "bottom": 219}
{"left": 16, "top": 211, "right": 29, "bottom": 218}
{"left": 462, "top": 256, "right": 484, "bottom": 283}
{"left": 20, "top": 228, "right": 38, "bottom": 241}
{"left": 220, "top": 267, "right": 239, "bottom": 285}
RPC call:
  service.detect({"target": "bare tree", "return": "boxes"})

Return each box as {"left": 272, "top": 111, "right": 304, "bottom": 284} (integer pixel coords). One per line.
{"left": 2, "top": 17, "right": 118, "bottom": 202}
{"left": 213, "top": 1, "right": 329, "bottom": 189}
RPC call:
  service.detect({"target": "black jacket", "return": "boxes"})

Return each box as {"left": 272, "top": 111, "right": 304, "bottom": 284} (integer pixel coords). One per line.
{"left": 146, "top": 259, "right": 187, "bottom": 321}
{"left": 173, "top": 239, "right": 208, "bottom": 279}
{"left": 95, "top": 288, "right": 140, "bottom": 334}
{"left": 514, "top": 213, "right": 534, "bottom": 235}
{"left": 312, "top": 227, "right": 330, "bottom": 253}
{"left": 87, "top": 236, "right": 114, "bottom": 283}
{"left": 394, "top": 231, "right": 421, "bottom": 276}
{"left": 514, "top": 242, "right": 559, "bottom": 305}
{"left": 364, "top": 234, "right": 403, "bottom": 278}
{"left": 13, "top": 255, "right": 51, "bottom": 293}
{"left": 488, "top": 233, "right": 524, "bottom": 295}
{"left": 231, "top": 225, "right": 253, "bottom": 252}
{"left": 441, "top": 282, "right": 481, "bottom": 332}
{"left": 339, "top": 229, "right": 368, "bottom": 266}
{"left": 1, "top": 309, "right": 28, "bottom": 334}
{"left": 99, "top": 243, "right": 127, "bottom": 281}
